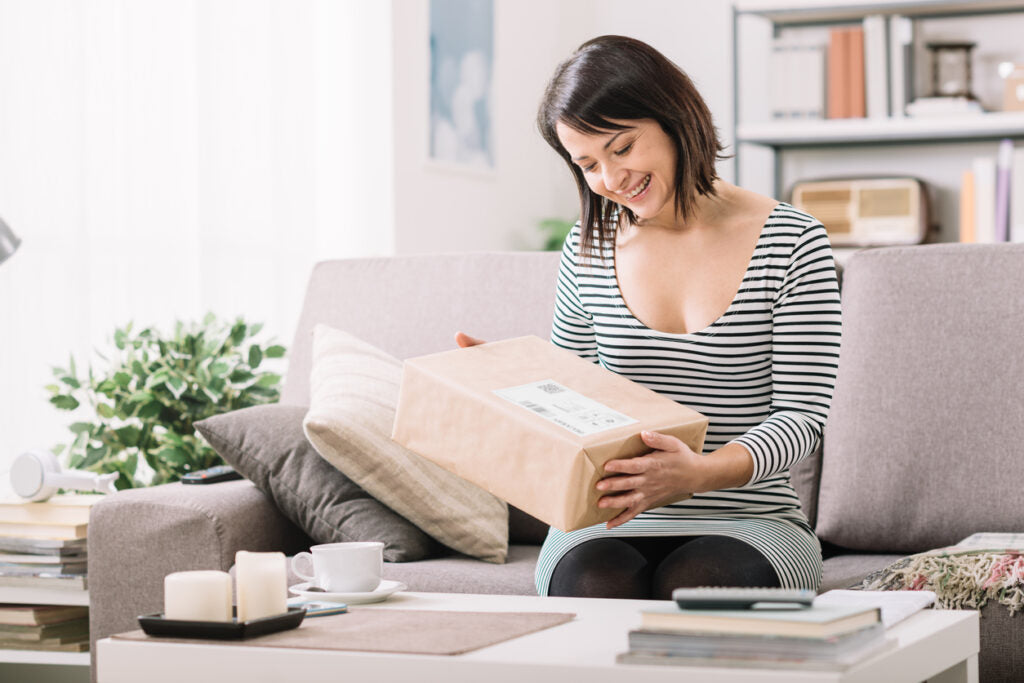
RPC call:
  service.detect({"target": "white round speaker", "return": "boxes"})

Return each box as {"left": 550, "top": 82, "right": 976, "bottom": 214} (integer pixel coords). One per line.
{"left": 10, "top": 450, "right": 119, "bottom": 502}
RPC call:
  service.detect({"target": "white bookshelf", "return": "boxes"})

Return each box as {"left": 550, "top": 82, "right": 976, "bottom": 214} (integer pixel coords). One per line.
{"left": 0, "top": 649, "right": 89, "bottom": 666}
{"left": 739, "top": 111, "right": 1024, "bottom": 145}
{"left": 0, "top": 587, "right": 90, "bottom": 678}
{"left": 734, "top": 0, "right": 1024, "bottom": 23}
{"left": 733, "top": 0, "right": 1024, "bottom": 242}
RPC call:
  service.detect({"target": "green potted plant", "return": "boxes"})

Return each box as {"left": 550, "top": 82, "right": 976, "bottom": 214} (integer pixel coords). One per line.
{"left": 47, "top": 314, "right": 286, "bottom": 489}
{"left": 538, "top": 217, "right": 576, "bottom": 251}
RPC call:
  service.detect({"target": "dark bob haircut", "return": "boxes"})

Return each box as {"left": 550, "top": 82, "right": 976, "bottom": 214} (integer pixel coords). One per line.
{"left": 537, "top": 35, "right": 727, "bottom": 258}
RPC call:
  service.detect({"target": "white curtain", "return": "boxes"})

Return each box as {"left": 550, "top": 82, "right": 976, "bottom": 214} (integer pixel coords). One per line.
{"left": 0, "top": 0, "right": 394, "bottom": 489}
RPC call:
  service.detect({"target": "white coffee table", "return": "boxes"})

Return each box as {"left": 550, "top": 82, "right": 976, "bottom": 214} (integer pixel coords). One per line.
{"left": 97, "top": 591, "right": 979, "bottom": 683}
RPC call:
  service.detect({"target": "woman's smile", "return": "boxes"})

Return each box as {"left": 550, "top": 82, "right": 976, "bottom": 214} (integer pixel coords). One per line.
{"left": 622, "top": 174, "right": 652, "bottom": 201}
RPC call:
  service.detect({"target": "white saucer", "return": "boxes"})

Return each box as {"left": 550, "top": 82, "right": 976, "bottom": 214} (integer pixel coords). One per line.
{"left": 288, "top": 580, "right": 407, "bottom": 605}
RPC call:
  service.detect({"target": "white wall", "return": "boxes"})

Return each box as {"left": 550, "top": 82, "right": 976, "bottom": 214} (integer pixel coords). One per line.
{"left": 0, "top": 0, "right": 393, "bottom": 485}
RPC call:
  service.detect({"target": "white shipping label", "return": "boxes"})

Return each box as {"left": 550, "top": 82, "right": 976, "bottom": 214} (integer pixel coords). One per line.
{"left": 493, "top": 379, "right": 638, "bottom": 436}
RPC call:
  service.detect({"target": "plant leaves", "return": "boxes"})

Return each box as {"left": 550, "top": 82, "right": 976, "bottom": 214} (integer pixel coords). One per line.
{"left": 115, "top": 426, "right": 141, "bottom": 448}
{"left": 229, "top": 321, "right": 246, "bottom": 346}
{"left": 70, "top": 422, "right": 93, "bottom": 435}
{"left": 50, "top": 395, "right": 80, "bottom": 411}
{"left": 265, "top": 345, "right": 286, "bottom": 358}
{"left": 248, "top": 346, "right": 262, "bottom": 368}
{"left": 255, "top": 373, "right": 281, "bottom": 388}
{"left": 114, "top": 328, "right": 127, "bottom": 350}
{"left": 156, "top": 447, "right": 189, "bottom": 466}
{"left": 97, "top": 403, "right": 115, "bottom": 419}
{"left": 82, "top": 444, "right": 110, "bottom": 469}
{"left": 208, "top": 361, "right": 229, "bottom": 377}
{"left": 59, "top": 376, "right": 81, "bottom": 389}
{"left": 137, "top": 401, "right": 163, "bottom": 419}
{"left": 229, "top": 369, "right": 255, "bottom": 384}
{"left": 166, "top": 376, "right": 187, "bottom": 400}
{"left": 114, "top": 371, "right": 132, "bottom": 389}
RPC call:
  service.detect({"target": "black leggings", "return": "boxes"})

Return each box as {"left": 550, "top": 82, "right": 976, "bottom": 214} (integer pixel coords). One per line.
{"left": 548, "top": 535, "right": 781, "bottom": 600}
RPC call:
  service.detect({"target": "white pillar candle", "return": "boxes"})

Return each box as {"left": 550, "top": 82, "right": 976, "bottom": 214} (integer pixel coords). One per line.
{"left": 235, "top": 551, "right": 287, "bottom": 622}
{"left": 164, "top": 570, "right": 232, "bottom": 622}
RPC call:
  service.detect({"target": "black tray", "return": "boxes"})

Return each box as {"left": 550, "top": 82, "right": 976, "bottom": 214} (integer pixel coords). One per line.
{"left": 138, "top": 607, "right": 305, "bottom": 640}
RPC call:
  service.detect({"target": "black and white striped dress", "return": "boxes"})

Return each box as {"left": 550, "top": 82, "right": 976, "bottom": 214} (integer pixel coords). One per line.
{"left": 535, "top": 203, "right": 841, "bottom": 594}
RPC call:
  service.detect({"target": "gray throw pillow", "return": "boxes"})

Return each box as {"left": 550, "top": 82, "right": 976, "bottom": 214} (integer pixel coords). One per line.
{"left": 194, "top": 404, "right": 442, "bottom": 562}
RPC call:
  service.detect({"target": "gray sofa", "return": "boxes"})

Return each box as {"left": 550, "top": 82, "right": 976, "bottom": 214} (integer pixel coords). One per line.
{"left": 89, "top": 245, "right": 1024, "bottom": 680}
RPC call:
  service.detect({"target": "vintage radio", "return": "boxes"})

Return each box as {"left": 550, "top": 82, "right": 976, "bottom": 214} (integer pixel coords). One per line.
{"left": 790, "top": 177, "right": 930, "bottom": 247}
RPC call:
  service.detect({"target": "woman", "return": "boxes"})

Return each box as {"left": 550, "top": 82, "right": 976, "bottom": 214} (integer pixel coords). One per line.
{"left": 458, "top": 35, "right": 840, "bottom": 600}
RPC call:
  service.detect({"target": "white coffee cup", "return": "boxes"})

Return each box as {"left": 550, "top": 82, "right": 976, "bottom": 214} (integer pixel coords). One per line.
{"left": 291, "top": 541, "right": 383, "bottom": 593}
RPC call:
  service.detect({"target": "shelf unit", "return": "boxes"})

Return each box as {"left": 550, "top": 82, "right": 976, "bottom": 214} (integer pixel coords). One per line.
{"left": 0, "top": 649, "right": 89, "bottom": 667}
{"left": 0, "top": 584, "right": 91, "bottom": 676}
{"left": 732, "top": 0, "right": 1024, "bottom": 243}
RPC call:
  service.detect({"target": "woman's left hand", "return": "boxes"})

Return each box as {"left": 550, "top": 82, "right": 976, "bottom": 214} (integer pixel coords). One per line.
{"left": 597, "top": 430, "right": 706, "bottom": 529}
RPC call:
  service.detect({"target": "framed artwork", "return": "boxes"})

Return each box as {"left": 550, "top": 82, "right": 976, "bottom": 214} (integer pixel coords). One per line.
{"left": 429, "top": 0, "right": 494, "bottom": 170}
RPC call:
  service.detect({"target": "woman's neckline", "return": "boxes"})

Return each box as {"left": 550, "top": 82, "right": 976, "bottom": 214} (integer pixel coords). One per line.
{"left": 609, "top": 202, "right": 783, "bottom": 338}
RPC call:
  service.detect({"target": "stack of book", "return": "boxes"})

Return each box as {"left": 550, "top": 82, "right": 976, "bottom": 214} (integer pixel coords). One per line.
{"left": 0, "top": 494, "right": 95, "bottom": 594}
{"left": 617, "top": 602, "right": 892, "bottom": 671}
{"left": 0, "top": 603, "right": 89, "bottom": 652}
{"left": 961, "top": 139, "right": 1024, "bottom": 244}
{"left": 768, "top": 13, "right": 915, "bottom": 121}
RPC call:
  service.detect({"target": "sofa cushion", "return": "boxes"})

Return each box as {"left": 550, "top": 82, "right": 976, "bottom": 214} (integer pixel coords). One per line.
{"left": 379, "top": 545, "right": 540, "bottom": 596}
{"left": 303, "top": 325, "right": 509, "bottom": 563}
{"left": 820, "top": 553, "right": 903, "bottom": 592}
{"left": 817, "top": 244, "right": 1024, "bottom": 552}
{"left": 195, "top": 404, "right": 442, "bottom": 562}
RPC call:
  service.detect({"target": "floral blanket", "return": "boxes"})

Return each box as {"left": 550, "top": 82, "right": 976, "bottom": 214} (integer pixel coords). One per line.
{"left": 857, "top": 533, "right": 1024, "bottom": 616}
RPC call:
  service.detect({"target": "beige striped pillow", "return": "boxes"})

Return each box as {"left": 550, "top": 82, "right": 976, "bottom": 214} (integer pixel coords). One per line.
{"left": 302, "top": 324, "right": 509, "bottom": 563}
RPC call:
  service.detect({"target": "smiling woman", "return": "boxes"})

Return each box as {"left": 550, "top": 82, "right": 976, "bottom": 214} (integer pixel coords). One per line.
{"left": 528, "top": 36, "right": 842, "bottom": 600}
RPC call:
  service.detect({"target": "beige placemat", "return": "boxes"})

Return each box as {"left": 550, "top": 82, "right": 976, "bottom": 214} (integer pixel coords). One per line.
{"left": 115, "top": 609, "right": 576, "bottom": 656}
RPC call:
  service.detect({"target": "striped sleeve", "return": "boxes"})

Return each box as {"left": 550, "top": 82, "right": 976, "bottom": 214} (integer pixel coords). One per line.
{"left": 550, "top": 225, "right": 599, "bottom": 362}
{"left": 731, "top": 222, "right": 841, "bottom": 485}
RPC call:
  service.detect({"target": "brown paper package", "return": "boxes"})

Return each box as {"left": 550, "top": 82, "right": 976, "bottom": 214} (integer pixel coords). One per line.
{"left": 391, "top": 336, "right": 709, "bottom": 532}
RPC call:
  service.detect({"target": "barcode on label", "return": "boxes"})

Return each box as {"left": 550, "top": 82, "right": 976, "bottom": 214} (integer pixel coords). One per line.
{"left": 520, "top": 400, "right": 552, "bottom": 416}
{"left": 537, "top": 382, "right": 564, "bottom": 395}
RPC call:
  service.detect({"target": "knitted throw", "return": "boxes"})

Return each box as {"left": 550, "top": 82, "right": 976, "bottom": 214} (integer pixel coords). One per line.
{"left": 857, "top": 534, "right": 1024, "bottom": 616}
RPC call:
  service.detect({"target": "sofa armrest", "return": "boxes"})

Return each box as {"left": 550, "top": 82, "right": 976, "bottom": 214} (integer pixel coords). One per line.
{"left": 88, "top": 480, "right": 310, "bottom": 644}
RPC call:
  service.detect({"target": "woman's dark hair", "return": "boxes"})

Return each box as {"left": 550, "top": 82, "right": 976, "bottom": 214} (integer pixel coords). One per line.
{"left": 537, "top": 35, "right": 727, "bottom": 258}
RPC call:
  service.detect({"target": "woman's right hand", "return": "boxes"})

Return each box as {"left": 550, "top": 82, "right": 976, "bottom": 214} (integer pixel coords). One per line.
{"left": 454, "top": 331, "right": 487, "bottom": 348}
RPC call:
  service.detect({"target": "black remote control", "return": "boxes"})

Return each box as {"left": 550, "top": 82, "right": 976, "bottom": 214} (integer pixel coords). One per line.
{"left": 181, "top": 465, "right": 244, "bottom": 485}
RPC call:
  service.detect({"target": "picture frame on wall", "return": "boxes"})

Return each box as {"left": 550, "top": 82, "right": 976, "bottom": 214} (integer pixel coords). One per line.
{"left": 428, "top": 0, "right": 494, "bottom": 171}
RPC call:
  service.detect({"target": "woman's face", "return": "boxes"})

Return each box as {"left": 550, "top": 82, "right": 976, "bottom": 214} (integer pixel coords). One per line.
{"left": 555, "top": 118, "right": 677, "bottom": 225}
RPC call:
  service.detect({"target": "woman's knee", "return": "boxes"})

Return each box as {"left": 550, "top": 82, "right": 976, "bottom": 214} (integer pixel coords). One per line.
{"left": 651, "top": 535, "right": 780, "bottom": 599}
{"left": 547, "top": 538, "right": 652, "bottom": 599}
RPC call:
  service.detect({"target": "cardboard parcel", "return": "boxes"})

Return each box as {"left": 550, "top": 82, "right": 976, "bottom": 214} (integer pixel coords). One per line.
{"left": 391, "top": 336, "right": 709, "bottom": 533}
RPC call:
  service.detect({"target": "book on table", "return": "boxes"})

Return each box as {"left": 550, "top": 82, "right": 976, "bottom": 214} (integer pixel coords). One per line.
{"left": 0, "top": 536, "right": 87, "bottom": 556}
{"left": 0, "top": 560, "right": 87, "bottom": 575}
{"left": 639, "top": 603, "right": 880, "bottom": 638}
{"left": 0, "top": 617, "right": 89, "bottom": 642}
{"left": 0, "top": 637, "right": 89, "bottom": 652}
{"left": 0, "top": 521, "right": 87, "bottom": 540}
{"left": 0, "top": 495, "right": 97, "bottom": 527}
{"left": 0, "top": 603, "right": 89, "bottom": 626}
{"left": 619, "top": 602, "right": 888, "bottom": 670}
{"left": 0, "top": 572, "right": 88, "bottom": 590}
